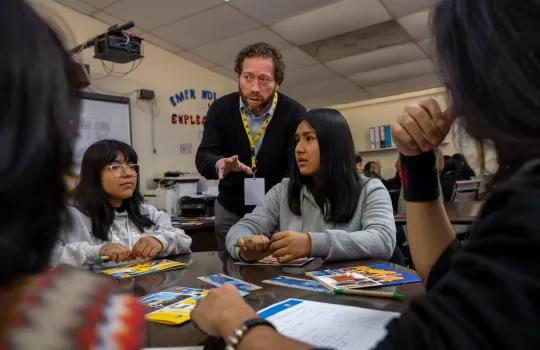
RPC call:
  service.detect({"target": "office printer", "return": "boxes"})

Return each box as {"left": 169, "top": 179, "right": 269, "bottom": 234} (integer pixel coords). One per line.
{"left": 180, "top": 195, "right": 216, "bottom": 217}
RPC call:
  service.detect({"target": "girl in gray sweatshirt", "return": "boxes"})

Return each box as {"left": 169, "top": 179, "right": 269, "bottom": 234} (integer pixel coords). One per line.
{"left": 227, "top": 109, "right": 395, "bottom": 262}
{"left": 52, "top": 140, "right": 191, "bottom": 266}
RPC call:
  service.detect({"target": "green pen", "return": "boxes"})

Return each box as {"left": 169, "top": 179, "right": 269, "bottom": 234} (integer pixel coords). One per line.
{"left": 95, "top": 255, "right": 111, "bottom": 264}
{"left": 333, "top": 287, "right": 403, "bottom": 301}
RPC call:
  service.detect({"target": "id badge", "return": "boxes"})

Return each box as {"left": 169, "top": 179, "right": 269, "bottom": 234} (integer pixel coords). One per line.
{"left": 244, "top": 178, "right": 265, "bottom": 205}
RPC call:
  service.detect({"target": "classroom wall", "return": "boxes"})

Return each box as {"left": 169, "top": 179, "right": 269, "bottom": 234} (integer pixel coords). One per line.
{"left": 33, "top": 1, "right": 236, "bottom": 191}
{"left": 333, "top": 87, "right": 498, "bottom": 178}
{"left": 333, "top": 88, "right": 457, "bottom": 179}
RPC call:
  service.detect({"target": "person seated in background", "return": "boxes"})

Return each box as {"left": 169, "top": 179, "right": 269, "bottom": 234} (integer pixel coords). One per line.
{"left": 363, "top": 160, "right": 382, "bottom": 178}
{"left": 383, "top": 157, "right": 402, "bottom": 192}
{"left": 452, "top": 153, "right": 476, "bottom": 180}
{"left": 52, "top": 140, "right": 192, "bottom": 266}
{"left": 364, "top": 159, "right": 402, "bottom": 193}
{"left": 191, "top": 1, "right": 540, "bottom": 349}
{"left": 364, "top": 159, "right": 401, "bottom": 188}
{"left": 440, "top": 156, "right": 457, "bottom": 201}
{"left": 0, "top": 1, "right": 144, "bottom": 348}
{"left": 440, "top": 154, "right": 477, "bottom": 201}
{"left": 355, "top": 153, "right": 364, "bottom": 173}
{"left": 225, "top": 109, "right": 396, "bottom": 263}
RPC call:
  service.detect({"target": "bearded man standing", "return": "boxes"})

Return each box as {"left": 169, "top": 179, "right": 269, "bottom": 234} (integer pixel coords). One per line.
{"left": 196, "top": 42, "right": 305, "bottom": 252}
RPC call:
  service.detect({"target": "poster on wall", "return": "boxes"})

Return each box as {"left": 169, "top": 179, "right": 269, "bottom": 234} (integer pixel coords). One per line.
{"left": 168, "top": 88, "right": 217, "bottom": 153}
{"left": 168, "top": 88, "right": 216, "bottom": 128}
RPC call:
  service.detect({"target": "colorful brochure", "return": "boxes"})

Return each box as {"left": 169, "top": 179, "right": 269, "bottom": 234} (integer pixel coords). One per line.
{"left": 138, "top": 286, "right": 208, "bottom": 325}
{"left": 198, "top": 273, "right": 261, "bottom": 293}
{"left": 306, "top": 263, "right": 420, "bottom": 290}
{"left": 263, "top": 275, "right": 329, "bottom": 293}
{"left": 94, "top": 259, "right": 187, "bottom": 279}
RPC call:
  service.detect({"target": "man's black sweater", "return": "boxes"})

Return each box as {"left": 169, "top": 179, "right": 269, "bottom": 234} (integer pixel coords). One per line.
{"left": 196, "top": 91, "right": 305, "bottom": 216}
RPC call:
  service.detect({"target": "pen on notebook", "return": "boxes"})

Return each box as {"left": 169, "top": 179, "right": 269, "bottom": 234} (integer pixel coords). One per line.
{"left": 333, "top": 288, "right": 404, "bottom": 301}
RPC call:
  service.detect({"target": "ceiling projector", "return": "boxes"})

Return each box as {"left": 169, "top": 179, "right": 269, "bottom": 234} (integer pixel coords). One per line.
{"left": 71, "top": 21, "right": 143, "bottom": 64}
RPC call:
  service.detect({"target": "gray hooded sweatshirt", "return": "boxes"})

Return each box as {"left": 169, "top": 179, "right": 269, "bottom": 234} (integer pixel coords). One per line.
{"left": 226, "top": 176, "right": 396, "bottom": 261}
{"left": 51, "top": 204, "right": 192, "bottom": 266}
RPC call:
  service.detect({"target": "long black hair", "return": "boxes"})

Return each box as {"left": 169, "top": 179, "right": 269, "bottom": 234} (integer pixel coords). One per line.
{"left": 363, "top": 161, "right": 379, "bottom": 178}
{"left": 74, "top": 140, "right": 154, "bottom": 241}
{"left": 433, "top": 0, "right": 540, "bottom": 180}
{"left": 288, "top": 109, "right": 360, "bottom": 222}
{"left": 0, "top": 0, "right": 80, "bottom": 283}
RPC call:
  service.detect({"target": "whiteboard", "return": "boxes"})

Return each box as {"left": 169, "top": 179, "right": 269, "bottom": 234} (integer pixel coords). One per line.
{"left": 73, "top": 92, "right": 132, "bottom": 173}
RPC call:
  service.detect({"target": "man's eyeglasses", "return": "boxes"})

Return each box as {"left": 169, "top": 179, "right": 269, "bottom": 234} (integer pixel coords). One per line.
{"left": 240, "top": 73, "right": 274, "bottom": 87}
{"left": 106, "top": 163, "right": 141, "bottom": 177}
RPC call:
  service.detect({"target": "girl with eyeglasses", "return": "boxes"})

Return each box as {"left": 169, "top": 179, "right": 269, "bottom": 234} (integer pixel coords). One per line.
{"left": 52, "top": 139, "right": 192, "bottom": 266}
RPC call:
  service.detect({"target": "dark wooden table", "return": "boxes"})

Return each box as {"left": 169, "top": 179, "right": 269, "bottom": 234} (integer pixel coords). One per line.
{"left": 395, "top": 201, "right": 484, "bottom": 225}
{"left": 172, "top": 217, "right": 217, "bottom": 252}
{"left": 115, "top": 252, "right": 425, "bottom": 348}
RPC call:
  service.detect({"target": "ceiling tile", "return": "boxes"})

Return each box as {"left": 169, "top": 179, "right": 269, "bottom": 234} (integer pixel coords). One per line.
{"left": 88, "top": 11, "right": 144, "bottom": 36}
{"left": 78, "top": 0, "right": 117, "bottom": 9}
{"left": 230, "top": 0, "right": 333, "bottom": 25}
{"left": 348, "top": 59, "right": 436, "bottom": 87}
{"left": 281, "top": 64, "right": 339, "bottom": 89}
{"left": 131, "top": 27, "right": 146, "bottom": 35}
{"left": 280, "top": 47, "right": 320, "bottom": 71}
{"left": 103, "top": 0, "right": 221, "bottom": 31}
{"left": 90, "top": 11, "right": 145, "bottom": 35}
{"left": 92, "top": 11, "right": 122, "bottom": 26}
{"left": 54, "top": 0, "right": 96, "bottom": 15}
{"left": 417, "top": 37, "right": 433, "bottom": 57}
{"left": 300, "top": 20, "right": 410, "bottom": 63}
{"left": 398, "top": 9, "right": 431, "bottom": 41}
{"left": 365, "top": 73, "right": 442, "bottom": 98}
{"left": 211, "top": 66, "right": 237, "bottom": 80}
{"left": 177, "top": 51, "right": 216, "bottom": 68}
{"left": 326, "top": 42, "right": 426, "bottom": 75}
{"left": 381, "top": 0, "right": 435, "bottom": 18}
{"left": 271, "top": 0, "right": 391, "bottom": 45}
{"left": 140, "top": 33, "right": 182, "bottom": 53}
{"left": 191, "top": 27, "right": 290, "bottom": 66}
{"left": 151, "top": 5, "right": 260, "bottom": 50}
{"left": 282, "top": 77, "right": 371, "bottom": 108}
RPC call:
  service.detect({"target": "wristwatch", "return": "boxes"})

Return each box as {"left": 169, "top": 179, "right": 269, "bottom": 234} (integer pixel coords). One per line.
{"left": 225, "top": 318, "right": 276, "bottom": 350}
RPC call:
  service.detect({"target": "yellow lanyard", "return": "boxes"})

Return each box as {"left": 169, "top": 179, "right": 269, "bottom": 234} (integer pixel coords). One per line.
{"left": 239, "top": 93, "right": 278, "bottom": 171}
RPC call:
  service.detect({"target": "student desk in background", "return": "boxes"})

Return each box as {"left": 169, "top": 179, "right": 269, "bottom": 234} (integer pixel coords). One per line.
{"left": 171, "top": 217, "right": 217, "bottom": 252}
{"left": 120, "top": 252, "right": 425, "bottom": 349}
{"left": 394, "top": 201, "right": 483, "bottom": 225}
